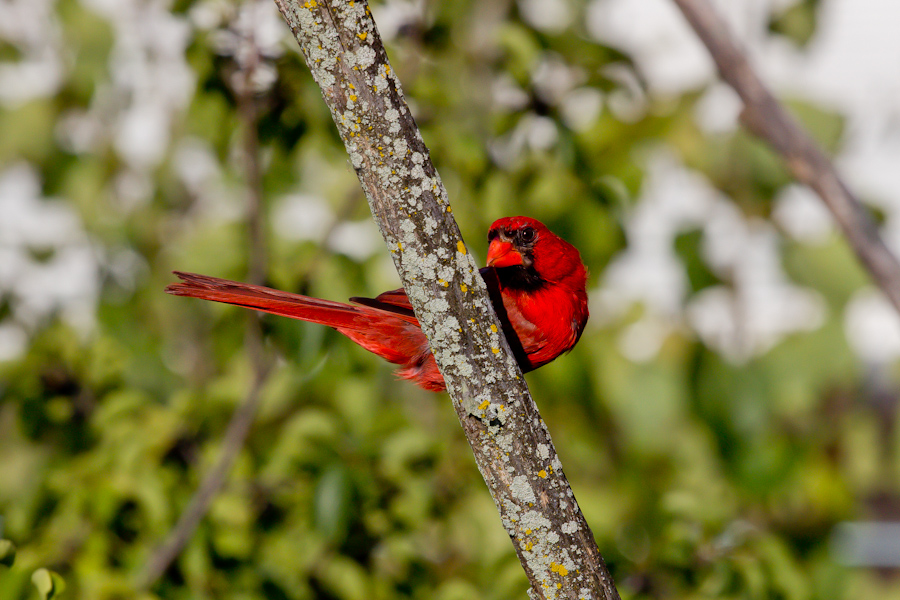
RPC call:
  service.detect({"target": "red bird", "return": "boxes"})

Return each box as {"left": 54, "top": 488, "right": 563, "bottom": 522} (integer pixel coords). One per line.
{"left": 166, "top": 216, "right": 588, "bottom": 391}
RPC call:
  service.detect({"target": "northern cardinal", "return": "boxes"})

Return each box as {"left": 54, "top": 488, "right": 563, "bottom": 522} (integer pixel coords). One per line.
{"left": 166, "top": 216, "right": 588, "bottom": 391}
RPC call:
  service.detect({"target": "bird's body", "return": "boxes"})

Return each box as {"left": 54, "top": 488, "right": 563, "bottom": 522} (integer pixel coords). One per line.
{"left": 166, "top": 217, "right": 588, "bottom": 391}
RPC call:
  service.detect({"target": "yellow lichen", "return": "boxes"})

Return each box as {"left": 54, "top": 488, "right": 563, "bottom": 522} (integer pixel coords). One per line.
{"left": 538, "top": 470, "right": 547, "bottom": 478}
{"left": 457, "top": 241, "right": 466, "bottom": 254}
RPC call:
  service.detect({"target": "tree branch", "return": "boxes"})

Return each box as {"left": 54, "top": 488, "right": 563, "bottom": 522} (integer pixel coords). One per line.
{"left": 671, "top": 0, "right": 900, "bottom": 313}
{"left": 138, "top": 22, "right": 273, "bottom": 590}
{"left": 270, "top": 1, "right": 619, "bottom": 598}
{"left": 136, "top": 367, "right": 268, "bottom": 589}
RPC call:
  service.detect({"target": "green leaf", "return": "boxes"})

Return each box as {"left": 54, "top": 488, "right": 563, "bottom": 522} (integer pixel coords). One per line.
{"left": 314, "top": 464, "right": 353, "bottom": 543}
{"left": 769, "top": 0, "right": 819, "bottom": 48}
{"left": 0, "top": 539, "right": 15, "bottom": 567}
{"left": 31, "top": 568, "right": 66, "bottom": 599}
{"left": 674, "top": 229, "right": 721, "bottom": 293}
{"left": 785, "top": 98, "right": 845, "bottom": 154}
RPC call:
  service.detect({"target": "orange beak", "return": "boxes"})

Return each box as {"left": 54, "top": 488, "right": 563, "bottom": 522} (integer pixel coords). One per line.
{"left": 487, "top": 239, "right": 524, "bottom": 268}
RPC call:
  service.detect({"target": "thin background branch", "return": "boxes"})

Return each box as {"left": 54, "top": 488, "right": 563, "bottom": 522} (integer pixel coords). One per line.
{"left": 271, "top": 0, "right": 620, "bottom": 598}
{"left": 672, "top": 0, "right": 900, "bottom": 314}
{"left": 137, "top": 21, "right": 272, "bottom": 590}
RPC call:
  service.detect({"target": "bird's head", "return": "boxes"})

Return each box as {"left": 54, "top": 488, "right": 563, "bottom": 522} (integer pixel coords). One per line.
{"left": 486, "top": 216, "right": 586, "bottom": 289}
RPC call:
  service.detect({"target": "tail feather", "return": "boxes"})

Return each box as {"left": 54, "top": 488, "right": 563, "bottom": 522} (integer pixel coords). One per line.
{"left": 166, "top": 271, "right": 370, "bottom": 330}
{"left": 165, "top": 272, "right": 437, "bottom": 383}
{"left": 166, "top": 271, "right": 443, "bottom": 390}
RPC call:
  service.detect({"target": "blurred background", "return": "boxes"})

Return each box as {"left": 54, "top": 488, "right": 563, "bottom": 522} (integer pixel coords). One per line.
{"left": 3, "top": 0, "right": 900, "bottom": 598}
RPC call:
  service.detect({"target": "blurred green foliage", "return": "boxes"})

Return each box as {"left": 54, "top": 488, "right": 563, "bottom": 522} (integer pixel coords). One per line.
{"left": 1, "top": 0, "right": 899, "bottom": 599}
{"left": 31, "top": 569, "right": 66, "bottom": 600}
{"left": 769, "top": 0, "right": 822, "bottom": 48}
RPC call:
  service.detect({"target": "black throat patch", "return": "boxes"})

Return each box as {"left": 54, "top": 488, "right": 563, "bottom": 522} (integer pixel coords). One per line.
{"left": 496, "top": 263, "right": 544, "bottom": 291}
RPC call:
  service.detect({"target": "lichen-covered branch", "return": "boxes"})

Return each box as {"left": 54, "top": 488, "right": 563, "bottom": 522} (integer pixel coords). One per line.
{"left": 270, "top": 1, "right": 620, "bottom": 598}
{"left": 672, "top": 0, "right": 900, "bottom": 314}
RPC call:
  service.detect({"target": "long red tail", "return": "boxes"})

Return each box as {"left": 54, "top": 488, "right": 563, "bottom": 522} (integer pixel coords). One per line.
{"left": 166, "top": 271, "right": 397, "bottom": 330}
{"left": 165, "top": 272, "right": 444, "bottom": 390}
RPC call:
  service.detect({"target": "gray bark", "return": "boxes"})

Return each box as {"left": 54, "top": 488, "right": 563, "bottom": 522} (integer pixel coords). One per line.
{"left": 271, "top": 1, "right": 620, "bottom": 598}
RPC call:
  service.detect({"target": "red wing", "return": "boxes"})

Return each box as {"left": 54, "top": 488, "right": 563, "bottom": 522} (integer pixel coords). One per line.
{"left": 350, "top": 288, "right": 417, "bottom": 324}
{"left": 373, "top": 288, "right": 414, "bottom": 311}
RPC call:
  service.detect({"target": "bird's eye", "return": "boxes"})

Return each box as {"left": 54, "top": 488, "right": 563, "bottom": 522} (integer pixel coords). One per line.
{"left": 518, "top": 227, "right": 536, "bottom": 243}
